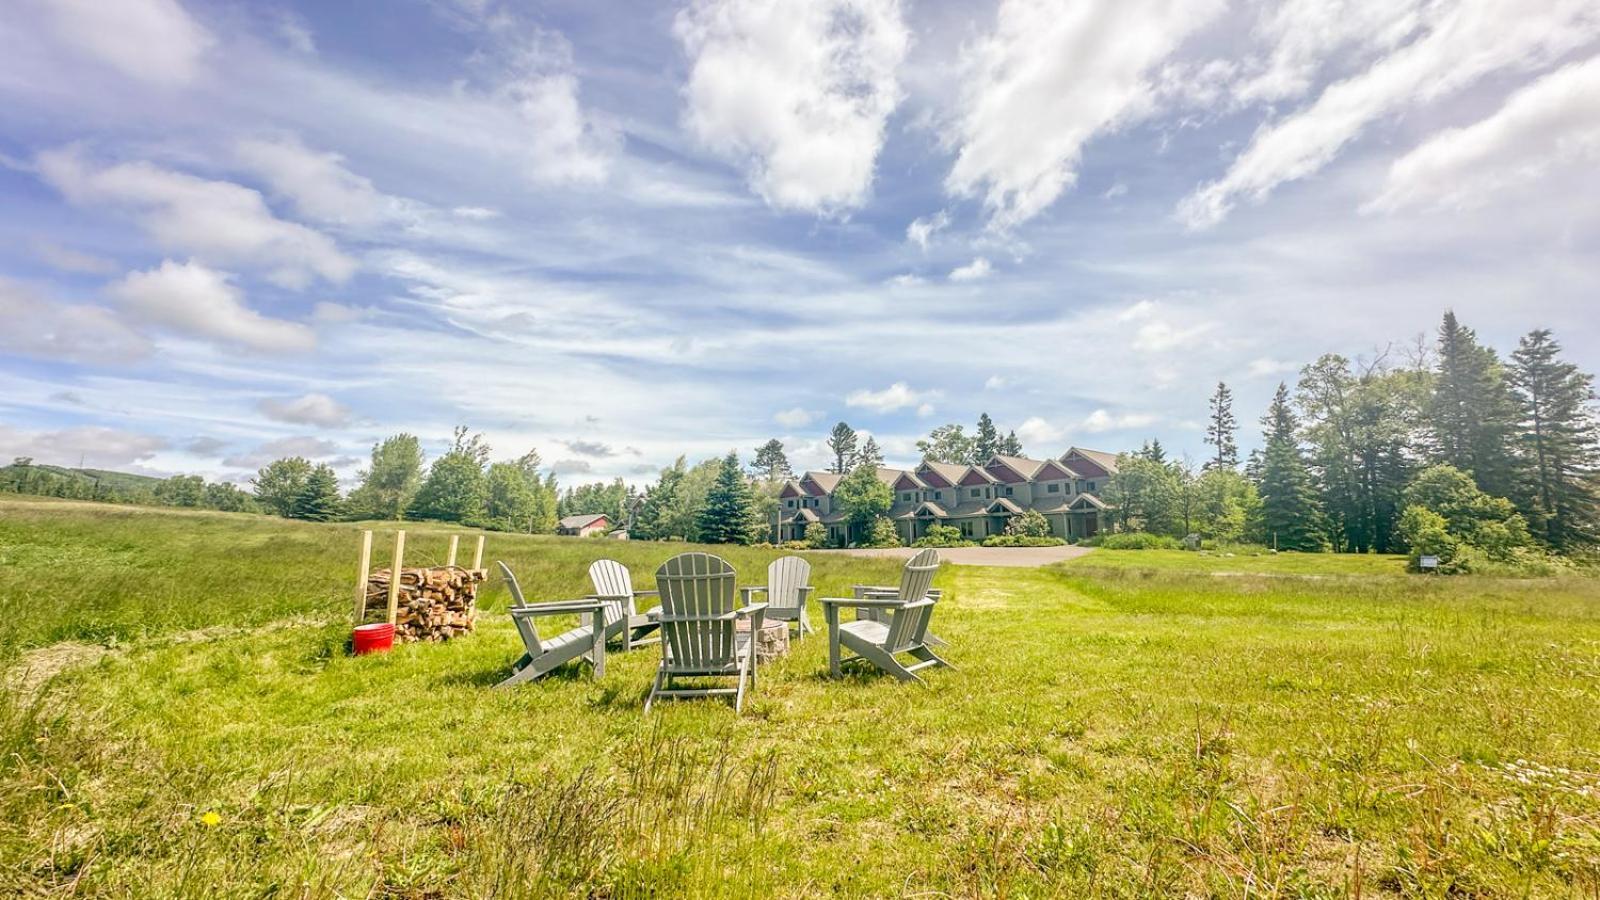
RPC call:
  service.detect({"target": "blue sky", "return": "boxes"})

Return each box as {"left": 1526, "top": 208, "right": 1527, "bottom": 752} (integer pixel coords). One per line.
{"left": 2, "top": 0, "right": 1597, "bottom": 485}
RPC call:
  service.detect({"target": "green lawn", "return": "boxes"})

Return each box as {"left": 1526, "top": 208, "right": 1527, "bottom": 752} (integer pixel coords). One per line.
{"left": 1061, "top": 547, "right": 1412, "bottom": 576}
{"left": 3, "top": 498, "right": 1599, "bottom": 897}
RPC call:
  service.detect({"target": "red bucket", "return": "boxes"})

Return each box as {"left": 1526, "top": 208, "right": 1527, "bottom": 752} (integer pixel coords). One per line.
{"left": 352, "top": 622, "right": 395, "bottom": 655}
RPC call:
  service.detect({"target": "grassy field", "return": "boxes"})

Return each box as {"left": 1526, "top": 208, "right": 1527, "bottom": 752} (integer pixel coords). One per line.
{"left": 3, "top": 498, "right": 1600, "bottom": 897}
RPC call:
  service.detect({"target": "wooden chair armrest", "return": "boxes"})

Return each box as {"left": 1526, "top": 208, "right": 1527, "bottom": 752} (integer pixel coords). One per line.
{"left": 633, "top": 589, "right": 659, "bottom": 597}
{"left": 736, "top": 602, "right": 770, "bottom": 618}
{"left": 740, "top": 586, "right": 768, "bottom": 598}
{"left": 820, "top": 597, "right": 905, "bottom": 609}
{"left": 797, "top": 586, "right": 815, "bottom": 595}
{"left": 511, "top": 599, "right": 607, "bottom": 617}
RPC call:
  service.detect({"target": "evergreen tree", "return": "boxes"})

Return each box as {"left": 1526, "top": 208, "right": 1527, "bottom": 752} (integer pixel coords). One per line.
{"left": 827, "top": 422, "right": 858, "bottom": 474}
{"left": 997, "top": 430, "right": 1024, "bottom": 457}
{"left": 1205, "top": 381, "right": 1239, "bottom": 471}
{"left": 290, "top": 464, "right": 343, "bottom": 521}
{"left": 974, "top": 412, "right": 999, "bottom": 460}
{"left": 1430, "top": 311, "right": 1517, "bottom": 498}
{"left": 347, "top": 433, "right": 424, "bottom": 520}
{"left": 1243, "top": 447, "right": 1264, "bottom": 483}
{"left": 1258, "top": 383, "right": 1326, "bottom": 551}
{"left": 697, "top": 451, "right": 760, "bottom": 544}
{"left": 751, "top": 439, "right": 792, "bottom": 481}
{"left": 1508, "top": 329, "right": 1600, "bottom": 549}
{"left": 1102, "top": 454, "right": 1181, "bottom": 535}
{"left": 856, "top": 436, "right": 884, "bottom": 470}
{"left": 633, "top": 458, "right": 685, "bottom": 540}
{"left": 408, "top": 428, "right": 489, "bottom": 523}
{"left": 1138, "top": 439, "right": 1168, "bottom": 464}
{"left": 252, "top": 456, "right": 312, "bottom": 517}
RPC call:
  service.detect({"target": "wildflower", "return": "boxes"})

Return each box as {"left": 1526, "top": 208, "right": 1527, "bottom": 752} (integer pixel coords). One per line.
{"left": 200, "top": 811, "right": 221, "bottom": 828}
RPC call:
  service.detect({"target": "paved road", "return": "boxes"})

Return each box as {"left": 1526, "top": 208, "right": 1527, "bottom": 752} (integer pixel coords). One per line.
{"left": 825, "top": 544, "right": 1095, "bottom": 568}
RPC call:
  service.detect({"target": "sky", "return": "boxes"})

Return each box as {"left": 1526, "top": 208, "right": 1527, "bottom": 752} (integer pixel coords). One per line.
{"left": 1, "top": 0, "right": 1597, "bottom": 486}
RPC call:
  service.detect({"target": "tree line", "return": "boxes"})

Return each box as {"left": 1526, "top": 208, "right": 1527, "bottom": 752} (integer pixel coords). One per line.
{"left": 1103, "top": 312, "right": 1598, "bottom": 571}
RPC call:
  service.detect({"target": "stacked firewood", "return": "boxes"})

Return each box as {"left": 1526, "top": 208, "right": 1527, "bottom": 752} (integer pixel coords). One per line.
{"left": 363, "top": 566, "right": 486, "bottom": 642}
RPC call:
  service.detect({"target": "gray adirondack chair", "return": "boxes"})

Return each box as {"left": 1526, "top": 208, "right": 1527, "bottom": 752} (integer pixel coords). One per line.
{"left": 495, "top": 561, "right": 609, "bottom": 686}
{"left": 740, "top": 555, "right": 813, "bottom": 639}
{"left": 645, "top": 552, "right": 767, "bottom": 713}
{"left": 588, "top": 559, "right": 661, "bottom": 649}
{"left": 850, "top": 584, "right": 946, "bottom": 647}
{"left": 821, "top": 548, "right": 952, "bottom": 683}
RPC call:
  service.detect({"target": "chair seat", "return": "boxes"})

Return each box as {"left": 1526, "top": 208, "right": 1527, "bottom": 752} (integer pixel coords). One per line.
{"left": 544, "top": 624, "right": 596, "bottom": 653}
{"left": 839, "top": 619, "right": 889, "bottom": 644}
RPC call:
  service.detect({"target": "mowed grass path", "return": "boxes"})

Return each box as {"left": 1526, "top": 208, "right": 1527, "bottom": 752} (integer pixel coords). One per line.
{"left": 3, "top": 498, "right": 1600, "bottom": 896}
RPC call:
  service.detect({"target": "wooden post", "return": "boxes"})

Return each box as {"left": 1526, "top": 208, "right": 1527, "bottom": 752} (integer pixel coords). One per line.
{"left": 387, "top": 530, "right": 406, "bottom": 626}
{"left": 472, "top": 535, "right": 485, "bottom": 570}
{"left": 446, "top": 534, "right": 460, "bottom": 567}
{"left": 353, "top": 530, "right": 373, "bottom": 624}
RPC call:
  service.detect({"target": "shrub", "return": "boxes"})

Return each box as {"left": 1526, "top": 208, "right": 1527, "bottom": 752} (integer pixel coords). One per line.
{"left": 802, "top": 523, "right": 833, "bottom": 549}
{"left": 865, "top": 516, "right": 902, "bottom": 548}
{"left": 912, "top": 524, "right": 973, "bottom": 548}
{"left": 1004, "top": 509, "right": 1053, "bottom": 539}
{"left": 982, "top": 534, "right": 1065, "bottom": 547}
{"left": 1086, "top": 532, "right": 1182, "bottom": 550}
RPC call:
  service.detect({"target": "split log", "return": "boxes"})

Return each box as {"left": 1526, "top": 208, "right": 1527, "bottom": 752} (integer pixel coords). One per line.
{"left": 362, "top": 565, "right": 486, "bottom": 642}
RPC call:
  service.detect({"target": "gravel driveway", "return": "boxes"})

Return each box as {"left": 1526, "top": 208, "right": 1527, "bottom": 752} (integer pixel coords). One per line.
{"left": 823, "top": 544, "right": 1095, "bottom": 568}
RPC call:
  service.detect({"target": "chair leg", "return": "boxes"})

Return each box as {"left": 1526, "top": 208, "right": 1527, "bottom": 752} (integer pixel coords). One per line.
{"left": 734, "top": 663, "right": 749, "bottom": 714}
{"left": 644, "top": 670, "right": 665, "bottom": 712}
{"left": 910, "top": 646, "right": 955, "bottom": 671}
{"left": 496, "top": 658, "right": 549, "bottom": 688}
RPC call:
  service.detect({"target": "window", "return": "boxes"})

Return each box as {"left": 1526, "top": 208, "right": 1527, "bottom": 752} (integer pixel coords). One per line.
{"left": 786, "top": 499, "right": 795, "bottom": 508}
{"left": 960, "top": 521, "right": 972, "bottom": 536}
{"left": 934, "top": 490, "right": 942, "bottom": 500}
{"left": 1047, "top": 483, "right": 1060, "bottom": 493}
{"left": 1004, "top": 486, "right": 1014, "bottom": 496}
{"left": 901, "top": 492, "right": 912, "bottom": 501}
{"left": 970, "top": 488, "right": 981, "bottom": 498}
{"left": 1086, "top": 481, "right": 1097, "bottom": 492}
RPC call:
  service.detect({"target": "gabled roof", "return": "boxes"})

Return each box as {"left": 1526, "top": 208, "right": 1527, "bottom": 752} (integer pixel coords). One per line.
{"left": 778, "top": 481, "right": 804, "bottom": 499}
{"left": 1033, "top": 459, "right": 1080, "bottom": 481}
{"left": 914, "top": 460, "right": 965, "bottom": 488}
{"left": 986, "top": 454, "right": 1051, "bottom": 481}
{"left": 800, "top": 471, "right": 843, "bottom": 495}
{"left": 891, "top": 470, "right": 926, "bottom": 491}
{"left": 875, "top": 467, "right": 907, "bottom": 487}
{"left": 1069, "top": 492, "right": 1108, "bottom": 510}
{"left": 787, "top": 508, "right": 820, "bottom": 523}
{"left": 985, "top": 498, "right": 1024, "bottom": 515}
{"left": 958, "top": 466, "right": 997, "bottom": 486}
{"left": 558, "top": 513, "right": 609, "bottom": 529}
{"left": 908, "top": 500, "right": 949, "bottom": 518}
{"left": 1063, "top": 447, "right": 1119, "bottom": 476}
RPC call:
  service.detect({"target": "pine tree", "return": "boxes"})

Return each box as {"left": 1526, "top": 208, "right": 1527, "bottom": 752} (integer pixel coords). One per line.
{"left": 1508, "top": 329, "right": 1600, "bottom": 549}
{"left": 1205, "top": 381, "right": 1239, "bottom": 471}
{"left": 1431, "top": 311, "right": 1517, "bottom": 498}
{"left": 974, "top": 412, "right": 999, "bottom": 460}
{"left": 697, "top": 451, "right": 760, "bottom": 544}
{"left": 1139, "top": 439, "right": 1168, "bottom": 464}
{"left": 856, "top": 436, "right": 884, "bottom": 470}
{"left": 997, "top": 430, "right": 1023, "bottom": 456}
{"left": 751, "top": 439, "right": 792, "bottom": 481}
{"left": 827, "top": 422, "right": 858, "bottom": 474}
{"left": 290, "top": 464, "right": 343, "bottom": 522}
{"left": 1258, "top": 383, "right": 1326, "bottom": 551}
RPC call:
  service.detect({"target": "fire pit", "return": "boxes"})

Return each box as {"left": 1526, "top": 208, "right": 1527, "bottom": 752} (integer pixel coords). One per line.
{"left": 736, "top": 616, "right": 790, "bottom": 664}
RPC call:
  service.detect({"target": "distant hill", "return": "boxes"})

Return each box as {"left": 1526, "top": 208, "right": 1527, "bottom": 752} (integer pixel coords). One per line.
{"left": 2, "top": 463, "right": 165, "bottom": 492}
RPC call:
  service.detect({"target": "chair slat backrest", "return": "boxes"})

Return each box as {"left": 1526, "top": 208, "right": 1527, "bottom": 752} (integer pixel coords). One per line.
{"left": 765, "top": 556, "right": 811, "bottom": 616}
{"left": 498, "top": 561, "right": 541, "bottom": 654}
{"left": 897, "top": 548, "right": 940, "bottom": 604}
{"left": 885, "top": 600, "right": 933, "bottom": 653}
{"left": 587, "top": 559, "right": 632, "bottom": 627}
{"left": 656, "top": 553, "right": 737, "bottom": 669}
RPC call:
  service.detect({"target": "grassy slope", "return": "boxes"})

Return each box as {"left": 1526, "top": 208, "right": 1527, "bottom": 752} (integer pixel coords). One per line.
{"left": 3, "top": 499, "right": 1599, "bottom": 896}
{"left": 1061, "top": 548, "right": 1411, "bottom": 575}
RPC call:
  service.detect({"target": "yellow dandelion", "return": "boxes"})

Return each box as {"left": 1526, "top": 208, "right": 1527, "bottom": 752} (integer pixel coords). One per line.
{"left": 200, "top": 811, "right": 221, "bottom": 828}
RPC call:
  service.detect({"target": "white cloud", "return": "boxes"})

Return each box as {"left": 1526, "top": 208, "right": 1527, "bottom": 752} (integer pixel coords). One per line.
{"left": 258, "top": 392, "right": 352, "bottom": 428}
{"left": 35, "top": 0, "right": 212, "bottom": 87}
{"left": 774, "top": 407, "right": 820, "bottom": 428}
{"left": 944, "top": 0, "right": 1223, "bottom": 229}
{"left": 948, "top": 257, "right": 992, "bottom": 281}
{"left": 887, "top": 273, "right": 926, "bottom": 287}
{"left": 674, "top": 0, "right": 910, "bottom": 214}
{"left": 984, "top": 375, "right": 1008, "bottom": 390}
{"left": 1229, "top": 0, "right": 1427, "bottom": 105}
{"left": 550, "top": 458, "right": 594, "bottom": 475}
{"left": 1016, "top": 415, "right": 1062, "bottom": 445}
{"left": 35, "top": 146, "right": 355, "bottom": 288}
{"left": 0, "top": 279, "right": 150, "bottom": 364}
{"left": 451, "top": 206, "right": 501, "bottom": 220}
{"left": 235, "top": 135, "right": 412, "bottom": 228}
{"left": 1246, "top": 357, "right": 1299, "bottom": 378}
{"left": 845, "top": 381, "right": 938, "bottom": 414}
{"left": 1179, "top": 0, "right": 1600, "bottom": 228}
{"left": 493, "top": 30, "right": 616, "bottom": 185}
{"left": 906, "top": 210, "right": 950, "bottom": 250}
{"left": 0, "top": 424, "right": 168, "bottom": 469}
{"left": 1080, "top": 409, "right": 1158, "bottom": 434}
{"left": 1367, "top": 54, "right": 1600, "bottom": 214}
{"left": 1116, "top": 299, "right": 1218, "bottom": 353}
{"left": 222, "top": 435, "right": 340, "bottom": 469}
{"left": 108, "top": 260, "right": 315, "bottom": 353}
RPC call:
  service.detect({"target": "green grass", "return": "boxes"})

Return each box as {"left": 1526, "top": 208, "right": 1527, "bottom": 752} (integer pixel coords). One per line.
{"left": 1061, "top": 547, "right": 1412, "bottom": 576}
{"left": 3, "top": 498, "right": 1600, "bottom": 896}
